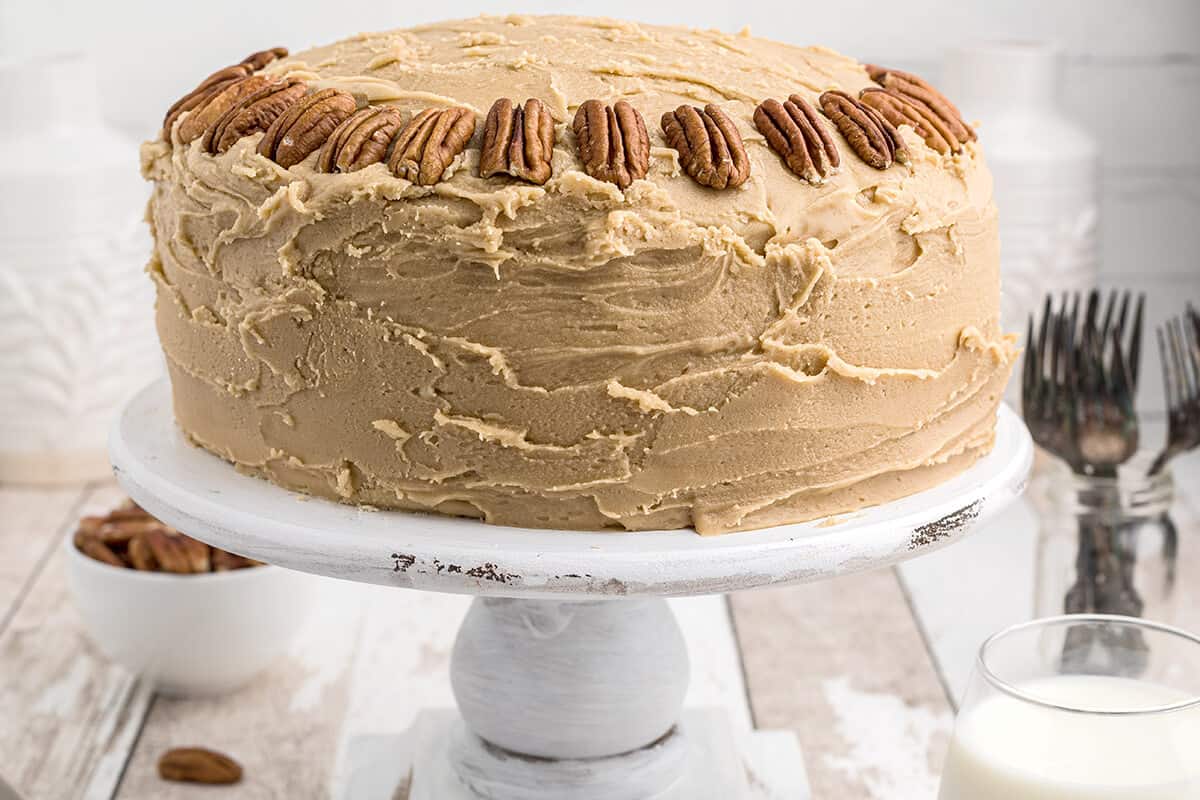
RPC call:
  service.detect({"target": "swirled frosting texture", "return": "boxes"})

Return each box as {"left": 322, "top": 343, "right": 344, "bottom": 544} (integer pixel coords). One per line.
{"left": 141, "top": 15, "right": 1015, "bottom": 534}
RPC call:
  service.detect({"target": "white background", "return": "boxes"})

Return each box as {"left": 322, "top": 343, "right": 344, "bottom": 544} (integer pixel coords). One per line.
{"left": 2, "top": 0, "right": 1197, "bottom": 406}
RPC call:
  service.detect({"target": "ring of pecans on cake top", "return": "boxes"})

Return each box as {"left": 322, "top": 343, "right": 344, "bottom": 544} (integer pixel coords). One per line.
{"left": 75, "top": 500, "right": 261, "bottom": 574}
{"left": 162, "top": 47, "right": 974, "bottom": 190}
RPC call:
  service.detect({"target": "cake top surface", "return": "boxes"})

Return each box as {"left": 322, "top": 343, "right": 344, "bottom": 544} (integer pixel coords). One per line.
{"left": 222, "top": 14, "right": 992, "bottom": 255}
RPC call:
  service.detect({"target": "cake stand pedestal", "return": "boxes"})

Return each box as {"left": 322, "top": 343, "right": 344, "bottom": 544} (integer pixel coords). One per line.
{"left": 110, "top": 381, "right": 1032, "bottom": 800}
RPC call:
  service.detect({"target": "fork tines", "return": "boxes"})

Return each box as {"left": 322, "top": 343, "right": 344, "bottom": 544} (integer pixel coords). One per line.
{"left": 1151, "top": 304, "right": 1200, "bottom": 474}
{"left": 1023, "top": 289, "right": 1146, "bottom": 475}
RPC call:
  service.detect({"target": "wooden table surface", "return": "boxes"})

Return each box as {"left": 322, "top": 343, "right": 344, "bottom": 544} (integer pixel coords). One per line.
{"left": 2, "top": 451, "right": 1197, "bottom": 800}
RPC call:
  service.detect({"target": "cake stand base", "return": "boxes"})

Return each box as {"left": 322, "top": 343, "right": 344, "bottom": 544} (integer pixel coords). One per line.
{"left": 366, "top": 709, "right": 807, "bottom": 800}
{"left": 110, "top": 382, "right": 1032, "bottom": 800}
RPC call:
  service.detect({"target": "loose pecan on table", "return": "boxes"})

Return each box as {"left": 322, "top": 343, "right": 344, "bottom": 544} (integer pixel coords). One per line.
{"left": 661, "top": 104, "right": 750, "bottom": 189}
{"left": 865, "top": 64, "right": 975, "bottom": 146}
{"left": 754, "top": 95, "right": 840, "bottom": 184}
{"left": 159, "top": 747, "right": 243, "bottom": 785}
{"left": 317, "top": 105, "right": 405, "bottom": 173}
{"left": 257, "top": 88, "right": 358, "bottom": 168}
{"left": 479, "top": 98, "right": 555, "bottom": 184}
{"left": 572, "top": 99, "right": 650, "bottom": 190}
{"left": 388, "top": 106, "right": 477, "bottom": 186}
{"left": 201, "top": 78, "right": 308, "bottom": 154}
{"left": 819, "top": 90, "right": 908, "bottom": 170}
{"left": 241, "top": 47, "right": 289, "bottom": 71}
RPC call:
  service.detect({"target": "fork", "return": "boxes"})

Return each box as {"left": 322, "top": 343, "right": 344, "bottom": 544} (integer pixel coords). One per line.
{"left": 1073, "top": 290, "right": 1141, "bottom": 478}
{"left": 1150, "top": 304, "right": 1200, "bottom": 475}
{"left": 1023, "top": 289, "right": 1144, "bottom": 477}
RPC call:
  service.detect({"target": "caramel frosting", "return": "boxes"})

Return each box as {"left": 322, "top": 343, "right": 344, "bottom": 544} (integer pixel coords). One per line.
{"left": 141, "top": 15, "right": 1016, "bottom": 534}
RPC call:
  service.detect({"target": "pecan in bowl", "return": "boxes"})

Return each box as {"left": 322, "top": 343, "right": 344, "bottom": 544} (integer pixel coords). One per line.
{"left": 65, "top": 499, "right": 315, "bottom": 696}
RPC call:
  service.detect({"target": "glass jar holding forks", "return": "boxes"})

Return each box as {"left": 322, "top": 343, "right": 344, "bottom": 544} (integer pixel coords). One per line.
{"left": 1025, "top": 292, "right": 1200, "bottom": 636}
{"left": 1030, "top": 456, "right": 1198, "bottom": 636}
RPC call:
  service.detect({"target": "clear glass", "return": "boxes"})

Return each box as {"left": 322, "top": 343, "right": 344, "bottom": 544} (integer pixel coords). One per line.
{"left": 1033, "top": 454, "right": 1197, "bottom": 633}
{"left": 939, "top": 615, "right": 1200, "bottom": 800}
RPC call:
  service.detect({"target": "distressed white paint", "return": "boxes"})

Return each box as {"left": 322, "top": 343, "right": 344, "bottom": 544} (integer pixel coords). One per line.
{"left": 334, "top": 592, "right": 761, "bottom": 798}
{"left": 820, "top": 677, "right": 953, "bottom": 798}
{"left": 450, "top": 597, "right": 689, "bottom": 760}
{"left": 670, "top": 595, "right": 755, "bottom": 732}
{"left": 0, "top": 484, "right": 153, "bottom": 800}
{"left": 285, "top": 577, "right": 365, "bottom": 714}
{"left": 446, "top": 719, "right": 688, "bottom": 800}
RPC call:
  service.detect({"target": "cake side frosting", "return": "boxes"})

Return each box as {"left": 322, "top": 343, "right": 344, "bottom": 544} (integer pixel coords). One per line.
{"left": 141, "top": 15, "right": 1016, "bottom": 534}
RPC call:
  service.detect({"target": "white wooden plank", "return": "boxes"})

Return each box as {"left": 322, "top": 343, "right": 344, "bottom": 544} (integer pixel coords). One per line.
{"left": 331, "top": 586, "right": 469, "bottom": 797}
{"left": 0, "top": 484, "right": 87, "bottom": 630}
{"left": 114, "top": 575, "right": 367, "bottom": 799}
{"left": 671, "top": 595, "right": 754, "bottom": 732}
{"left": 0, "top": 483, "right": 152, "bottom": 800}
{"left": 731, "top": 570, "right": 953, "bottom": 799}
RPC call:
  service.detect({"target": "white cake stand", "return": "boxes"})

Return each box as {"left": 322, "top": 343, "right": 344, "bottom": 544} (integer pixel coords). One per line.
{"left": 110, "top": 381, "right": 1032, "bottom": 800}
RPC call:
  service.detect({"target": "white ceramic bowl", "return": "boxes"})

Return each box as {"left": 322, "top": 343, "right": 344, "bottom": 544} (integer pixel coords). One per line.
{"left": 64, "top": 536, "right": 318, "bottom": 696}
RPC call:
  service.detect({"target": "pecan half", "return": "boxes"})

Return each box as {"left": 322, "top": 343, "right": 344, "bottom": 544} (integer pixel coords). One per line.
{"left": 865, "top": 64, "right": 975, "bottom": 145}
{"left": 159, "top": 748, "right": 243, "bottom": 785}
{"left": 754, "top": 95, "right": 840, "bottom": 184}
{"left": 202, "top": 78, "right": 307, "bottom": 154}
{"left": 127, "top": 533, "right": 158, "bottom": 571}
{"left": 479, "top": 98, "right": 555, "bottom": 185}
{"left": 661, "top": 104, "right": 750, "bottom": 189}
{"left": 860, "top": 87, "right": 957, "bottom": 155}
{"left": 141, "top": 529, "right": 211, "bottom": 574}
{"left": 75, "top": 534, "right": 124, "bottom": 568}
{"left": 819, "top": 90, "right": 908, "bottom": 170}
{"left": 213, "top": 549, "right": 264, "bottom": 571}
{"left": 387, "top": 106, "right": 477, "bottom": 186}
{"left": 137, "top": 530, "right": 181, "bottom": 572}
{"left": 258, "top": 88, "right": 358, "bottom": 168}
{"left": 572, "top": 99, "right": 649, "bottom": 190}
{"left": 241, "top": 47, "right": 288, "bottom": 71}
{"left": 96, "top": 518, "right": 159, "bottom": 546}
{"left": 176, "top": 75, "right": 273, "bottom": 144}
{"left": 162, "top": 64, "right": 253, "bottom": 140}
{"left": 317, "top": 105, "right": 405, "bottom": 173}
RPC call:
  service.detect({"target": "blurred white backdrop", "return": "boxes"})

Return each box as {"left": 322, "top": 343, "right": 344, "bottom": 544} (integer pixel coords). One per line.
{"left": 2, "top": 0, "right": 1197, "bottom": 408}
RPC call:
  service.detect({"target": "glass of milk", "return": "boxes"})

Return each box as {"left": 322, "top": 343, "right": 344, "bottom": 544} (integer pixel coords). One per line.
{"left": 939, "top": 614, "right": 1200, "bottom": 800}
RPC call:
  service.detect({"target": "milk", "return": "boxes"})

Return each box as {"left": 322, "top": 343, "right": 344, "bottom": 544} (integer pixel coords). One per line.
{"left": 939, "top": 675, "right": 1200, "bottom": 800}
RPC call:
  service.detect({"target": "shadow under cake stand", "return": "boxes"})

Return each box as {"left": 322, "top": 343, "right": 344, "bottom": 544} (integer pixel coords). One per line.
{"left": 110, "top": 381, "right": 1032, "bottom": 800}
